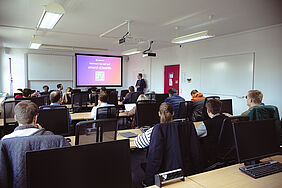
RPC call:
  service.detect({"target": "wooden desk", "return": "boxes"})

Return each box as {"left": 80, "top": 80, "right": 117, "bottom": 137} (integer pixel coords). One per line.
{"left": 118, "top": 101, "right": 123, "bottom": 106}
{"left": 0, "top": 118, "right": 15, "bottom": 127}
{"left": 0, "top": 118, "right": 3, "bottom": 127}
{"left": 117, "top": 129, "right": 143, "bottom": 149}
{"left": 149, "top": 155, "right": 282, "bottom": 188}
{"left": 64, "top": 104, "right": 95, "bottom": 109}
{"left": 70, "top": 112, "right": 93, "bottom": 121}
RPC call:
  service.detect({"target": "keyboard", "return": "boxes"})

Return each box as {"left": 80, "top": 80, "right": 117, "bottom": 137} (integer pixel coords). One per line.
{"left": 239, "top": 160, "right": 282, "bottom": 179}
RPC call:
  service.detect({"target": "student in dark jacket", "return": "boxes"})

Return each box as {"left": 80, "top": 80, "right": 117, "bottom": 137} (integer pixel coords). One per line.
{"left": 196, "top": 99, "right": 227, "bottom": 165}
{"left": 122, "top": 86, "right": 135, "bottom": 104}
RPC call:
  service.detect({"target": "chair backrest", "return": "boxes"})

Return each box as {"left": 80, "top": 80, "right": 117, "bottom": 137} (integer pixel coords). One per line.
{"left": 41, "top": 94, "right": 50, "bottom": 105}
{"left": 201, "top": 96, "right": 220, "bottom": 120}
{"left": 220, "top": 99, "right": 233, "bottom": 115}
{"left": 0, "top": 135, "right": 70, "bottom": 188}
{"left": 155, "top": 93, "right": 169, "bottom": 108}
{"left": 75, "top": 118, "right": 118, "bottom": 145}
{"left": 3, "top": 100, "right": 19, "bottom": 135}
{"left": 89, "top": 93, "right": 98, "bottom": 106}
{"left": 80, "top": 91, "right": 90, "bottom": 106}
{"left": 144, "top": 121, "right": 201, "bottom": 186}
{"left": 191, "top": 99, "right": 205, "bottom": 121}
{"left": 248, "top": 105, "right": 281, "bottom": 144}
{"left": 108, "top": 91, "right": 118, "bottom": 106}
{"left": 136, "top": 102, "right": 159, "bottom": 127}
{"left": 120, "top": 90, "right": 129, "bottom": 101}
{"left": 217, "top": 116, "right": 249, "bottom": 162}
{"left": 72, "top": 89, "right": 81, "bottom": 93}
{"left": 96, "top": 106, "right": 119, "bottom": 119}
{"left": 177, "top": 101, "right": 193, "bottom": 120}
{"left": 37, "top": 107, "right": 70, "bottom": 136}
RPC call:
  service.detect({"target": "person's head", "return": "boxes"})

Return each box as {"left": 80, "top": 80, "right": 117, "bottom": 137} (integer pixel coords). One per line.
{"left": 99, "top": 92, "right": 108, "bottom": 103}
{"left": 57, "top": 84, "right": 63, "bottom": 90}
{"left": 50, "top": 91, "right": 62, "bottom": 104}
{"left": 168, "top": 88, "right": 177, "bottom": 97}
{"left": 129, "top": 86, "right": 135, "bottom": 92}
{"left": 137, "top": 94, "right": 148, "bottom": 102}
{"left": 246, "top": 90, "right": 263, "bottom": 107}
{"left": 137, "top": 73, "right": 142, "bottom": 80}
{"left": 101, "top": 87, "right": 107, "bottom": 92}
{"left": 206, "top": 99, "right": 222, "bottom": 118}
{"left": 159, "top": 102, "right": 174, "bottom": 123}
{"left": 66, "top": 87, "right": 72, "bottom": 93}
{"left": 90, "top": 87, "right": 97, "bottom": 93}
{"left": 14, "top": 101, "right": 38, "bottom": 125}
{"left": 43, "top": 85, "right": 49, "bottom": 92}
{"left": 23, "top": 88, "right": 32, "bottom": 98}
{"left": 190, "top": 89, "right": 198, "bottom": 96}
{"left": 17, "top": 88, "right": 23, "bottom": 92}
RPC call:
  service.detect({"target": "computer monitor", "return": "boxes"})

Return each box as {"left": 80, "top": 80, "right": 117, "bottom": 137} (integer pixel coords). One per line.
{"left": 220, "top": 99, "right": 233, "bottom": 115}
{"left": 155, "top": 93, "right": 169, "bottom": 108}
{"left": 232, "top": 119, "right": 280, "bottom": 164}
{"left": 136, "top": 102, "right": 159, "bottom": 127}
{"left": 37, "top": 108, "right": 69, "bottom": 136}
{"left": 26, "top": 139, "right": 132, "bottom": 188}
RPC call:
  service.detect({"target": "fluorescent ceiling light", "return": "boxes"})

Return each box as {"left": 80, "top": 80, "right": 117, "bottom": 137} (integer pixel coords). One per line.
{"left": 29, "top": 37, "right": 41, "bottom": 49}
{"left": 37, "top": 2, "right": 64, "bottom": 29}
{"left": 122, "top": 48, "right": 141, "bottom": 55}
{"left": 40, "top": 44, "right": 108, "bottom": 52}
{"left": 171, "top": 30, "right": 214, "bottom": 44}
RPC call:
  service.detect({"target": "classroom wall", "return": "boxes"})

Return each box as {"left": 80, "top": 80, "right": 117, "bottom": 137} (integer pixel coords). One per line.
{"left": 0, "top": 49, "right": 129, "bottom": 94}
{"left": 126, "top": 24, "right": 282, "bottom": 116}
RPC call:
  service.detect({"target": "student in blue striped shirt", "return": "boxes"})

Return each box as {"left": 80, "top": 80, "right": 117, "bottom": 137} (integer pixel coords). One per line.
{"left": 134, "top": 102, "right": 174, "bottom": 148}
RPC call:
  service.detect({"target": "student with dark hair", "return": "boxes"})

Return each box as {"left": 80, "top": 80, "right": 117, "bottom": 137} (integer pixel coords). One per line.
{"left": 122, "top": 86, "right": 135, "bottom": 104}
{"left": 164, "top": 88, "right": 185, "bottom": 118}
{"left": 191, "top": 89, "right": 205, "bottom": 102}
{"left": 1, "top": 101, "right": 53, "bottom": 140}
{"left": 62, "top": 87, "right": 72, "bottom": 104}
{"left": 134, "top": 102, "right": 174, "bottom": 148}
{"left": 22, "top": 88, "right": 32, "bottom": 98}
{"left": 90, "top": 92, "right": 114, "bottom": 120}
{"left": 100, "top": 87, "right": 107, "bottom": 93}
{"left": 41, "top": 85, "right": 50, "bottom": 95}
{"left": 135, "top": 73, "right": 146, "bottom": 93}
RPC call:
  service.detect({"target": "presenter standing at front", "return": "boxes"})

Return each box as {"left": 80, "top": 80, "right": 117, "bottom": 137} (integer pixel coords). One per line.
{"left": 135, "top": 73, "right": 146, "bottom": 93}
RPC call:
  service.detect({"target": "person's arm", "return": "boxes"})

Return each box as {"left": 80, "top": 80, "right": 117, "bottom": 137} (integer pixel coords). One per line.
{"left": 62, "top": 93, "right": 68, "bottom": 103}
{"left": 195, "top": 122, "right": 207, "bottom": 137}
{"left": 122, "top": 93, "right": 130, "bottom": 104}
{"left": 134, "top": 127, "right": 154, "bottom": 148}
{"left": 136, "top": 80, "right": 140, "bottom": 88}
{"left": 91, "top": 107, "right": 97, "bottom": 120}
{"left": 127, "top": 106, "right": 136, "bottom": 116}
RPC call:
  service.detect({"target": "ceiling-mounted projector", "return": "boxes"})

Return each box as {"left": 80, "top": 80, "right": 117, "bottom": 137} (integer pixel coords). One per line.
{"left": 119, "top": 36, "right": 139, "bottom": 45}
{"left": 142, "top": 52, "right": 156, "bottom": 57}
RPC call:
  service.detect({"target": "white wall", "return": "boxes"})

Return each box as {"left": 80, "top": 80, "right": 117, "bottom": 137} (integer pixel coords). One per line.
{"left": 0, "top": 49, "right": 129, "bottom": 94}
{"left": 127, "top": 24, "right": 282, "bottom": 116}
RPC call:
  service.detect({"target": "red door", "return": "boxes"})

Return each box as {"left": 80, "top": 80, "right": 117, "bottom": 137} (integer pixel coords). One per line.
{"left": 164, "top": 64, "right": 180, "bottom": 94}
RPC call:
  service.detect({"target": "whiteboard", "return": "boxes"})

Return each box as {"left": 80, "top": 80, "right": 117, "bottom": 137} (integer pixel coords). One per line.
{"left": 27, "top": 54, "right": 73, "bottom": 80}
{"left": 200, "top": 53, "right": 254, "bottom": 97}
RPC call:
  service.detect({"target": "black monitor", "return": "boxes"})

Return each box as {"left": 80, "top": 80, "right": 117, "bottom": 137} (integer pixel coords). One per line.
{"left": 232, "top": 119, "right": 280, "bottom": 164}
{"left": 220, "top": 99, "right": 233, "bottom": 115}
{"left": 16, "top": 97, "right": 45, "bottom": 107}
{"left": 136, "top": 102, "right": 159, "bottom": 127}
{"left": 155, "top": 93, "right": 169, "bottom": 108}
{"left": 26, "top": 139, "right": 132, "bottom": 188}
{"left": 37, "top": 108, "right": 69, "bottom": 136}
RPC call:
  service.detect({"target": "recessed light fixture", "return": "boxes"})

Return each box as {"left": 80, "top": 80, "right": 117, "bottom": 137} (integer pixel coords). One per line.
{"left": 171, "top": 30, "right": 214, "bottom": 44}
{"left": 29, "top": 36, "right": 41, "bottom": 49}
{"left": 37, "top": 2, "right": 64, "bottom": 30}
{"left": 122, "top": 48, "right": 142, "bottom": 55}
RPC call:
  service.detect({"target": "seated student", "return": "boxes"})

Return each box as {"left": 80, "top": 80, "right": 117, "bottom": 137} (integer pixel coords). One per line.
{"left": 14, "top": 89, "right": 23, "bottom": 99}
{"left": 122, "top": 86, "right": 135, "bottom": 104}
{"left": 57, "top": 83, "right": 63, "bottom": 95}
{"left": 62, "top": 87, "right": 72, "bottom": 104}
{"left": 191, "top": 89, "right": 206, "bottom": 102}
{"left": 22, "top": 88, "right": 32, "bottom": 98}
{"left": 90, "top": 92, "right": 114, "bottom": 120}
{"left": 1, "top": 101, "right": 53, "bottom": 140}
{"left": 134, "top": 102, "right": 174, "bottom": 148}
{"left": 164, "top": 88, "right": 185, "bottom": 118}
{"left": 241, "top": 90, "right": 263, "bottom": 116}
{"left": 100, "top": 87, "right": 107, "bottom": 94}
{"left": 40, "top": 85, "right": 50, "bottom": 95}
{"left": 196, "top": 99, "right": 227, "bottom": 165}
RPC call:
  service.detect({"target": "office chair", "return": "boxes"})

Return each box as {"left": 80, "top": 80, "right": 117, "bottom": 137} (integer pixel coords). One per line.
{"left": 201, "top": 96, "right": 220, "bottom": 120}
{"left": 120, "top": 90, "right": 129, "bottom": 101}
{"left": 3, "top": 100, "right": 19, "bottom": 135}
{"left": 75, "top": 119, "right": 118, "bottom": 145}
{"left": 129, "top": 92, "right": 140, "bottom": 103}
{"left": 108, "top": 91, "right": 118, "bottom": 106}
{"left": 177, "top": 101, "right": 193, "bottom": 120}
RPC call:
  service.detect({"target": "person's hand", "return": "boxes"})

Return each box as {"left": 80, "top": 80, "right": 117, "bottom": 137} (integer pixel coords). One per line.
{"left": 136, "top": 85, "right": 140, "bottom": 88}
{"left": 35, "top": 123, "right": 42, "bottom": 129}
{"left": 223, "top": 113, "right": 233, "bottom": 117}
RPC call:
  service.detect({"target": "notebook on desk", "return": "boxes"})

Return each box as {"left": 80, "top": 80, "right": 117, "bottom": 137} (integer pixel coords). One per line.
{"left": 120, "top": 132, "right": 138, "bottom": 138}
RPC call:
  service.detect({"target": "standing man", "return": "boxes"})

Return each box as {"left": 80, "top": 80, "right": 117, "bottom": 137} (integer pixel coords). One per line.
{"left": 135, "top": 73, "right": 146, "bottom": 93}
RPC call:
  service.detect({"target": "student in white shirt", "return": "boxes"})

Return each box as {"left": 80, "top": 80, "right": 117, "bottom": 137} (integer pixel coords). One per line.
{"left": 90, "top": 92, "right": 114, "bottom": 119}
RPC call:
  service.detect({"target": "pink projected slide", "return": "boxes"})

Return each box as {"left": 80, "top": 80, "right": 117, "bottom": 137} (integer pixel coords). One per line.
{"left": 76, "top": 54, "right": 122, "bottom": 86}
